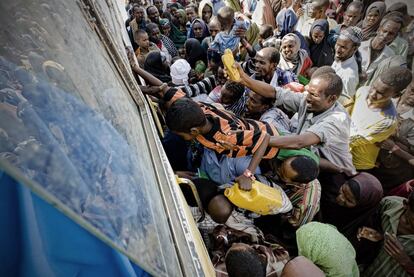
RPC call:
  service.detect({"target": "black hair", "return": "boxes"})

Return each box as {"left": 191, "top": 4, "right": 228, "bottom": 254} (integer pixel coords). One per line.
{"left": 314, "top": 72, "right": 343, "bottom": 98}
{"left": 224, "top": 81, "right": 245, "bottom": 99}
{"left": 311, "top": 65, "right": 335, "bottom": 78}
{"left": 380, "top": 13, "right": 404, "bottom": 29}
{"left": 346, "top": 179, "right": 361, "bottom": 202}
{"left": 290, "top": 156, "right": 319, "bottom": 183}
{"left": 253, "top": 92, "right": 275, "bottom": 108}
{"left": 380, "top": 67, "right": 413, "bottom": 93}
{"left": 134, "top": 28, "right": 148, "bottom": 39}
{"left": 146, "top": 5, "right": 158, "bottom": 14}
{"left": 260, "top": 24, "right": 274, "bottom": 40}
{"left": 146, "top": 22, "right": 159, "bottom": 33}
{"left": 346, "top": 1, "right": 363, "bottom": 12}
{"left": 225, "top": 247, "right": 266, "bottom": 277}
{"left": 166, "top": 97, "right": 207, "bottom": 132}
{"left": 269, "top": 49, "right": 280, "bottom": 64}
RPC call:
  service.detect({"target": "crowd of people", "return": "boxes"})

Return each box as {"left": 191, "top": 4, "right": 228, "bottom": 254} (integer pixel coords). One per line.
{"left": 125, "top": 0, "right": 414, "bottom": 275}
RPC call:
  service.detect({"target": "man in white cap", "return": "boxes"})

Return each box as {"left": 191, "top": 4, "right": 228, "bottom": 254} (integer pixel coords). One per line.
{"left": 331, "top": 26, "right": 362, "bottom": 106}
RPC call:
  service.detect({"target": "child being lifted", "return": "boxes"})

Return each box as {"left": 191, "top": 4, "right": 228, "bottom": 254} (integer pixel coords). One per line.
{"left": 129, "top": 51, "right": 324, "bottom": 190}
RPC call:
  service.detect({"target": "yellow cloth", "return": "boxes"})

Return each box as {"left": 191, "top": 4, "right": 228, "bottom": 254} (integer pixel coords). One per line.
{"left": 349, "top": 87, "right": 398, "bottom": 170}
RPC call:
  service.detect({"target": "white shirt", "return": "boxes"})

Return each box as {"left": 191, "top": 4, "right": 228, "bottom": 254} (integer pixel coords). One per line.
{"left": 298, "top": 17, "right": 338, "bottom": 37}
{"left": 331, "top": 55, "right": 359, "bottom": 105}
{"left": 359, "top": 39, "right": 395, "bottom": 84}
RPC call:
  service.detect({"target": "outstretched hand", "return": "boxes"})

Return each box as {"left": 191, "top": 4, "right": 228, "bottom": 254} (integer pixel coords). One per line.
{"left": 223, "top": 62, "right": 247, "bottom": 85}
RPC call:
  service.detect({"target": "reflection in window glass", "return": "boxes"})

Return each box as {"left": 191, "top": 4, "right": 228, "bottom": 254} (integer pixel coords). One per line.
{"left": 0, "top": 0, "right": 182, "bottom": 276}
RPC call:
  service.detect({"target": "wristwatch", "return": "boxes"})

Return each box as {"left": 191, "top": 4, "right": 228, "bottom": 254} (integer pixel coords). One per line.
{"left": 243, "top": 169, "right": 256, "bottom": 180}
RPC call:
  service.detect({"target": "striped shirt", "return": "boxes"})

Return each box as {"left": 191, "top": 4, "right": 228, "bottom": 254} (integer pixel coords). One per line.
{"left": 178, "top": 76, "right": 216, "bottom": 98}
{"left": 363, "top": 197, "right": 414, "bottom": 277}
{"left": 165, "top": 89, "right": 280, "bottom": 159}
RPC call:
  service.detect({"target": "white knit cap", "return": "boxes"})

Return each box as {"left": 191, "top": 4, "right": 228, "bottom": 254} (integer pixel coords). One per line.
{"left": 170, "top": 59, "right": 191, "bottom": 85}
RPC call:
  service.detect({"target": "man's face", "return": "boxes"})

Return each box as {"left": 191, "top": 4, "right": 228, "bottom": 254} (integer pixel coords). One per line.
{"left": 137, "top": 33, "right": 150, "bottom": 48}
{"left": 149, "top": 27, "right": 161, "bottom": 43}
{"left": 309, "top": 3, "right": 323, "bottom": 19}
{"left": 336, "top": 183, "right": 357, "bottom": 208}
{"left": 305, "top": 78, "right": 335, "bottom": 113}
{"left": 372, "top": 21, "right": 400, "bottom": 50}
{"left": 368, "top": 78, "right": 395, "bottom": 106}
{"left": 335, "top": 36, "right": 356, "bottom": 61}
{"left": 133, "top": 7, "right": 145, "bottom": 22}
{"left": 254, "top": 51, "right": 276, "bottom": 80}
{"left": 193, "top": 22, "right": 204, "bottom": 38}
{"left": 311, "top": 27, "right": 325, "bottom": 44}
{"left": 281, "top": 40, "right": 297, "bottom": 60}
{"left": 202, "top": 5, "right": 213, "bottom": 23}
{"left": 342, "top": 6, "right": 361, "bottom": 27}
{"left": 148, "top": 7, "right": 160, "bottom": 23}
{"left": 246, "top": 91, "right": 269, "bottom": 116}
{"left": 154, "top": 0, "right": 163, "bottom": 12}
{"left": 209, "top": 23, "right": 220, "bottom": 39}
{"left": 186, "top": 7, "right": 197, "bottom": 22}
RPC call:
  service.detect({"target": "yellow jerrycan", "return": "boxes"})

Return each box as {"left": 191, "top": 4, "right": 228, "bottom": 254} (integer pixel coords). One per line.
{"left": 224, "top": 180, "right": 283, "bottom": 215}
{"left": 221, "top": 49, "right": 240, "bottom": 81}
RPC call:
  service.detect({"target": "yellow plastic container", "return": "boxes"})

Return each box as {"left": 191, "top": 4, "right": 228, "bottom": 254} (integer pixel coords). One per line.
{"left": 221, "top": 49, "right": 240, "bottom": 81}
{"left": 224, "top": 181, "right": 283, "bottom": 215}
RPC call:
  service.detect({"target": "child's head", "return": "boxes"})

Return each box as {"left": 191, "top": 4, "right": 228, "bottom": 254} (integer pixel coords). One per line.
{"left": 134, "top": 29, "right": 150, "bottom": 49}
{"left": 166, "top": 96, "right": 207, "bottom": 140}
{"left": 258, "top": 24, "right": 274, "bottom": 46}
{"left": 217, "top": 6, "right": 235, "bottom": 30}
{"left": 208, "top": 16, "right": 221, "bottom": 39}
{"left": 220, "top": 81, "right": 245, "bottom": 105}
{"left": 186, "top": 4, "right": 198, "bottom": 23}
{"left": 178, "top": 47, "right": 186, "bottom": 58}
{"left": 208, "top": 194, "right": 234, "bottom": 223}
{"left": 225, "top": 243, "right": 266, "bottom": 277}
{"left": 216, "top": 66, "right": 227, "bottom": 86}
{"left": 277, "top": 155, "right": 319, "bottom": 184}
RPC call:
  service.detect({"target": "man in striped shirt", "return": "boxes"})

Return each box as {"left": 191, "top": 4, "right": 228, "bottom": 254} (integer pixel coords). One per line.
{"left": 361, "top": 192, "right": 414, "bottom": 276}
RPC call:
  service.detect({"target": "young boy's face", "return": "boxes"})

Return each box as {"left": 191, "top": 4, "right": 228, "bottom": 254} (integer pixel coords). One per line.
{"left": 186, "top": 7, "right": 197, "bottom": 22}
{"left": 178, "top": 47, "right": 186, "bottom": 58}
{"left": 137, "top": 33, "right": 150, "bottom": 49}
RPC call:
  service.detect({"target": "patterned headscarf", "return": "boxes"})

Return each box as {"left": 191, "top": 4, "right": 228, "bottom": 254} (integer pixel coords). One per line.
{"left": 339, "top": 26, "right": 363, "bottom": 46}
